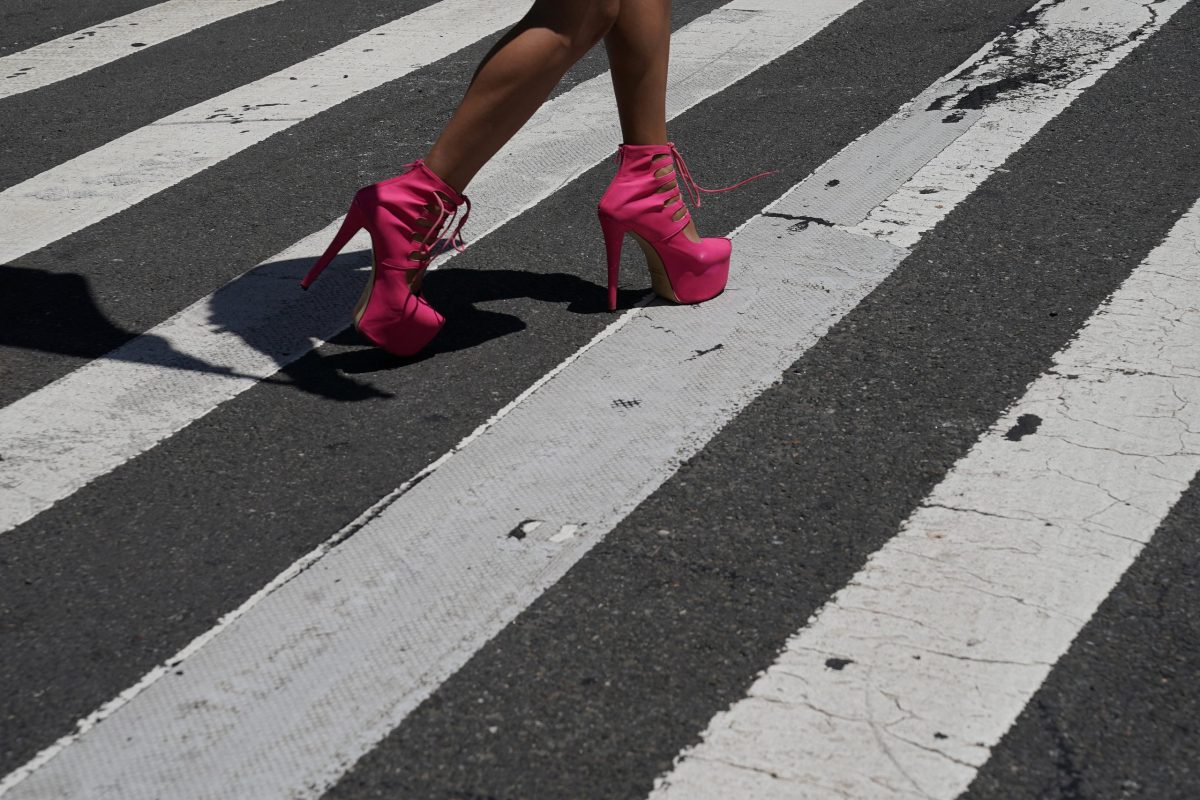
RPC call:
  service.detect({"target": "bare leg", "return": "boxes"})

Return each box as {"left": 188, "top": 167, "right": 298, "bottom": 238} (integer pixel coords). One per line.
{"left": 604, "top": 0, "right": 701, "bottom": 240}
{"left": 424, "top": 0, "right": 620, "bottom": 193}
{"left": 605, "top": 0, "right": 670, "bottom": 145}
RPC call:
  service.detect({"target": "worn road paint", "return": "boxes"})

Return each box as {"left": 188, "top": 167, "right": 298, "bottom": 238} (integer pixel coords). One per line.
{"left": 648, "top": 197, "right": 1200, "bottom": 800}
{"left": 0, "top": 182, "right": 895, "bottom": 800}
{"left": 0, "top": 0, "right": 865, "bottom": 534}
{"left": 845, "top": 0, "right": 1175, "bottom": 248}
{"left": 0, "top": 0, "right": 527, "bottom": 265}
{"left": 0, "top": 0, "right": 870, "bottom": 794}
{"left": 0, "top": 0, "right": 284, "bottom": 100}
{"left": 4, "top": 0, "right": 1183, "bottom": 794}
{"left": 8, "top": 0, "right": 1184, "bottom": 790}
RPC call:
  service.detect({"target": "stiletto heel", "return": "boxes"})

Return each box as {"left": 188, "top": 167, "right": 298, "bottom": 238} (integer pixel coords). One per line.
{"left": 597, "top": 142, "right": 772, "bottom": 310}
{"left": 599, "top": 215, "right": 626, "bottom": 312}
{"left": 299, "top": 160, "right": 471, "bottom": 357}
{"left": 300, "top": 203, "right": 366, "bottom": 290}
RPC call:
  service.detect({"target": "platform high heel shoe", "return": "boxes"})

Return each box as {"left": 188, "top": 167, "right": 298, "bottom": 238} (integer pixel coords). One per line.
{"left": 300, "top": 160, "right": 470, "bottom": 357}
{"left": 597, "top": 142, "right": 771, "bottom": 312}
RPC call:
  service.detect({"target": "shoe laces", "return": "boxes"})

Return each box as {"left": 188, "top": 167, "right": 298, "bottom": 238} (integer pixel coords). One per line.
{"left": 430, "top": 195, "right": 472, "bottom": 259}
{"left": 668, "top": 143, "right": 776, "bottom": 209}
{"left": 399, "top": 161, "right": 472, "bottom": 264}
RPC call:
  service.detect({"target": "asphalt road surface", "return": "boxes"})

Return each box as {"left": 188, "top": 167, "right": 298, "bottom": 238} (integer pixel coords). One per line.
{"left": 1, "top": 0, "right": 1198, "bottom": 797}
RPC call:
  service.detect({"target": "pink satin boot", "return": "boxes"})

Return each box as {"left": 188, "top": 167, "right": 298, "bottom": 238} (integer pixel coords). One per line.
{"left": 300, "top": 160, "right": 470, "bottom": 357}
{"left": 597, "top": 142, "right": 771, "bottom": 311}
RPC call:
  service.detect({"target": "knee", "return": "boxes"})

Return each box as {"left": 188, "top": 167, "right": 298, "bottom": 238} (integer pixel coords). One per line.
{"left": 593, "top": 0, "right": 622, "bottom": 35}
{"left": 558, "top": 0, "right": 621, "bottom": 60}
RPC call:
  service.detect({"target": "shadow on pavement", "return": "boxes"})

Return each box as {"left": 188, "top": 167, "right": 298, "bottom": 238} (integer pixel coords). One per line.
{"left": 0, "top": 261, "right": 640, "bottom": 401}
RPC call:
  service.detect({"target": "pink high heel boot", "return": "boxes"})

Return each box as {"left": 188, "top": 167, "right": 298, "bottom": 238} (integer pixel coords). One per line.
{"left": 597, "top": 142, "right": 771, "bottom": 312}
{"left": 300, "top": 160, "right": 470, "bottom": 357}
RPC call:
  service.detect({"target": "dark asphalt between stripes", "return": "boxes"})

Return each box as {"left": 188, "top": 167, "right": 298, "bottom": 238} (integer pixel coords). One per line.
{"left": 0, "top": 0, "right": 1045, "bottom": 777}
{"left": 322, "top": 5, "right": 1200, "bottom": 798}
{"left": 0, "top": 0, "right": 627, "bottom": 410}
{"left": 964, "top": 474, "right": 1200, "bottom": 799}
{"left": 0, "top": 0, "right": 764, "bottom": 772}
{"left": 0, "top": 0, "right": 442, "bottom": 189}
{"left": 4, "top": 0, "right": 1196, "bottom": 791}
{"left": 0, "top": 0, "right": 162, "bottom": 57}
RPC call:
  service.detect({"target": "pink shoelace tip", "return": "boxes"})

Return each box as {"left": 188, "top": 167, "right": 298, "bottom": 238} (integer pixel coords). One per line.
{"left": 668, "top": 143, "right": 777, "bottom": 208}
{"left": 431, "top": 196, "right": 471, "bottom": 258}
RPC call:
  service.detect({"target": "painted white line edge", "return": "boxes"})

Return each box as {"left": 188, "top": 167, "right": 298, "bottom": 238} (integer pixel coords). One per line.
{"left": 648, "top": 195, "right": 1200, "bottom": 800}
{"left": 0, "top": 0, "right": 284, "bottom": 99}
{"left": 4, "top": 0, "right": 1180, "bottom": 794}
{"left": 0, "top": 0, "right": 867, "bottom": 794}
{"left": 846, "top": 0, "right": 1173, "bottom": 247}
{"left": 0, "top": 293, "right": 649, "bottom": 797}
{"left": 0, "top": 0, "right": 859, "bottom": 533}
{"left": 0, "top": 0, "right": 527, "bottom": 264}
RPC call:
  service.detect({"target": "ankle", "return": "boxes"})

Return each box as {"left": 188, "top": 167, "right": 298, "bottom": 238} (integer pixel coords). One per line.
{"left": 420, "top": 149, "right": 470, "bottom": 195}
{"left": 620, "top": 134, "right": 669, "bottom": 147}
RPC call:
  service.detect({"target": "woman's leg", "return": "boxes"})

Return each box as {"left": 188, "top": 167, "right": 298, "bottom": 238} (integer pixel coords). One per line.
{"left": 604, "top": 0, "right": 671, "bottom": 145}
{"left": 604, "top": 0, "right": 703, "bottom": 240}
{"left": 424, "top": 0, "right": 621, "bottom": 193}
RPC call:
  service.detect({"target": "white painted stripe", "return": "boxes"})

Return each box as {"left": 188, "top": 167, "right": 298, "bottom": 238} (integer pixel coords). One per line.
{"left": 5, "top": 0, "right": 1182, "bottom": 794}
{"left": 0, "top": 0, "right": 526, "bottom": 265}
{"left": 0, "top": 0, "right": 865, "bottom": 534}
{"left": 647, "top": 197, "right": 1200, "bottom": 800}
{"left": 844, "top": 0, "right": 1168, "bottom": 248}
{"left": 3, "top": 185, "right": 894, "bottom": 800}
{"left": 0, "top": 0, "right": 284, "bottom": 100}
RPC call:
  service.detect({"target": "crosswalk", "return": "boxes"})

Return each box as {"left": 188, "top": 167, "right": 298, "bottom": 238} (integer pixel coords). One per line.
{"left": 650, "top": 198, "right": 1200, "bottom": 798}
{"left": 0, "top": 0, "right": 857, "bottom": 534}
{"left": 1, "top": 0, "right": 1198, "bottom": 798}
{"left": 0, "top": 0, "right": 285, "bottom": 99}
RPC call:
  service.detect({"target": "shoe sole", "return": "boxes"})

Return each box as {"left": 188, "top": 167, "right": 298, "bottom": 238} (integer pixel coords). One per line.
{"left": 630, "top": 231, "right": 682, "bottom": 303}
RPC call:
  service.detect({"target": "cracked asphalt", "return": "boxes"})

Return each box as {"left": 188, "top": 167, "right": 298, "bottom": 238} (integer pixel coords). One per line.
{"left": 326, "top": 2, "right": 1200, "bottom": 797}
{"left": 2, "top": 0, "right": 1199, "bottom": 796}
{"left": 967, "top": 474, "right": 1200, "bottom": 800}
